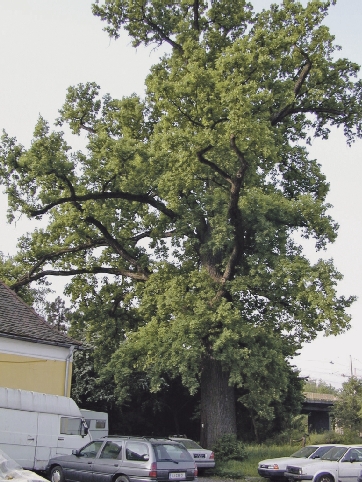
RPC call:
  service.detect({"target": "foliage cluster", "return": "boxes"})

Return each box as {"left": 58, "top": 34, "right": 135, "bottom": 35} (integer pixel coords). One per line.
{"left": 212, "top": 434, "right": 248, "bottom": 462}
{"left": 304, "top": 379, "right": 339, "bottom": 395}
{"left": 332, "top": 377, "right": 362, "bottom": 435}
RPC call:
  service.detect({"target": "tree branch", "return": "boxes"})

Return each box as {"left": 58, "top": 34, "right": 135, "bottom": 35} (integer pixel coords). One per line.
{"left": 168, "top": 98, "right": 205, "bottom": 127}
{"left": 193, "top": 0, "right": 200, "bottom": 31}
{"left": 23, "top": 240, "right": 109, "bottom": 282}
{"left": 84, "top": 215, "right": 150, "bottom": 277}
{"left": 29, "top": 190, "right": 178, "bottom": 221}
{"left": 196, "top": 145, "right": 232, "bottom": 183}
{"left": 271, "top": 104, "right": 345, "bottom": 126}
{"left": 80, "top": 123, "right": 96, "bottom": 135}
{"left": 294, "top": 51, "right": 312, "bottom": 97}
{"left": 271, "top": 51, "right": 312, "bottom": 125}
{"left": 11, "top": 266, "right": 148, "bottom": 290}
{"left": 221, "top": 135, "right": 247, "bottom": 283}
{"left": 143, "top": 11, "right": 184, "bottom": 54}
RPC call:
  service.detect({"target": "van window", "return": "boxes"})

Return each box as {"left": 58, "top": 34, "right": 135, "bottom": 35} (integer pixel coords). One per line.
{"left": 60, "top": 417, "right": 83, "bottom": 435}
{"left": 96, "top": 420, "right": 106, "bottom": 429}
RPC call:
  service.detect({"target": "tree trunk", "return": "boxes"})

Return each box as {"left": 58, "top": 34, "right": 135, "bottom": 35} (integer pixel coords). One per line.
{"left": 200, "top": 356, "right": 237, "bottom": 449}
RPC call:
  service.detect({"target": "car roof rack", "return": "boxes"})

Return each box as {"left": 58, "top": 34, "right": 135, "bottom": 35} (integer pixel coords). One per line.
{"left": 100, "top": 435, "right": 177, "bottom": 441}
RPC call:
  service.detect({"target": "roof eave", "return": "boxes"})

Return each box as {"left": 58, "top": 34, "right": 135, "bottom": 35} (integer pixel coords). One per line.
{"left": 0, "top": 332, "right": 83, "bottom": 349}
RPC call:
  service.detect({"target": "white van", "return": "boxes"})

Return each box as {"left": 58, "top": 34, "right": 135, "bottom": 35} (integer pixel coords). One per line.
{"left": 80, "top": 409, "right": 108, "bottom": 438}
{"left": 0, "top": 387, "right": 91, "bottom": 471}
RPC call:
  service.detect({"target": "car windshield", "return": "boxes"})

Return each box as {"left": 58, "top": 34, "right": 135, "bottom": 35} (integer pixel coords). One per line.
{"left": 290, "top": 446, "right": 319, "bottom": 458}
{"left": 321, "top": 447, "right": 348, "bottom": 461}
{"left": 178, "top": 440, "right": 202, "bottom": 450}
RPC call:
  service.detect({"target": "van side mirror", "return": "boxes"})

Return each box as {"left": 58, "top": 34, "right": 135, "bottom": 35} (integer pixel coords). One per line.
{"left": 81, "top": 419, "right": 89, "bottom": 437}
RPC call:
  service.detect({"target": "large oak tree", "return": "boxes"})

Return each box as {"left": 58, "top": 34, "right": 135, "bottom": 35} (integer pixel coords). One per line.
{"left": 0, "top": 0, "right": 361, "bottom": 446}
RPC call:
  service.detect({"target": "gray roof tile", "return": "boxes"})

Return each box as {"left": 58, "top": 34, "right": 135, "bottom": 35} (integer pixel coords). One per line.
{"left": 0, "top": 281, "right": 82, "bottom": 347}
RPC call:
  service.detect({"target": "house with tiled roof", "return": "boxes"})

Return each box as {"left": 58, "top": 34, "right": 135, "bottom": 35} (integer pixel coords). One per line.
{"left": 0, "top": 280, "right": 81, "bottom": 396}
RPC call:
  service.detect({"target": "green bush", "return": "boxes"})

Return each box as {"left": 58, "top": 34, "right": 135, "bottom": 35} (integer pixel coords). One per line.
{"left": 312, "top": 430, "right": 362, "bottom": 445}
{"left": 212, "top": 434, "right": 248, "bottom": 461}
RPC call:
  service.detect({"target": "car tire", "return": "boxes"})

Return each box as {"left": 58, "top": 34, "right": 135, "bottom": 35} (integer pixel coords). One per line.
{"left": 316, "top": 474, "right": 334, "bottom": 482}
{"left": 115, "top": 476, "right": 129, "bottom": 482}
{"left": 51, "top": 466, "right": 65, "bottom": 482}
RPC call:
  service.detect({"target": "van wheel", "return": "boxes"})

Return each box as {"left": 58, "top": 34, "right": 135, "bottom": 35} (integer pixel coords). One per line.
{"left": 115, "top": 476, "right": 129, "bottom": 482}
{"left": 51, "top": 465, "right": 65, "bottom": 482}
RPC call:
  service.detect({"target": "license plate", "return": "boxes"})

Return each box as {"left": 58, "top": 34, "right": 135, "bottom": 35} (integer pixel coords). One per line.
{"left": 169, "top": 473, "right": 186, "bottom": 480}
{"left": 194, "top": 454, "right": 205, "bottom": 458}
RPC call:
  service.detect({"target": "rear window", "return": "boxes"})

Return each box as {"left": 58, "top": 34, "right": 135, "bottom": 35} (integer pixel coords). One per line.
{"left": 154, "top": 443, "right": 193, "bottom": 462}
{"left": 177, "top": 439, "right": 202, "bottom": 450}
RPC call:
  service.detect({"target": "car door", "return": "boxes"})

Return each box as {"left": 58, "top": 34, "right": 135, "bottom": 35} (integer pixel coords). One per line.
{"left": 91, "top": 441, "right": 123, "bottom": 482}
{"left": 63, "top": 441, "right": 104, "bottom": 482}
{"left": 338, "top": 448, "right": 362, "bottom": 482}
{"left": 123, "top": 441, "right": 151, "bottom": 481}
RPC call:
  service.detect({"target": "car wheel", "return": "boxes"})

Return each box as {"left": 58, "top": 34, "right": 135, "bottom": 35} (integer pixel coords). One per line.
{"left": 115, "top": 476, "right": 129, "bottom": 482}
{"left": 51, "top": 466, "right": 65, "bottom": 482}
{"left": 316, "top": 474, "right": 334, "bottom": 482}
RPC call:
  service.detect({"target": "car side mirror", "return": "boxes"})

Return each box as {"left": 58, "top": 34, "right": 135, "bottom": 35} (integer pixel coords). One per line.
{"left": 72, "top": 449, "right": 80, "bottom": 456}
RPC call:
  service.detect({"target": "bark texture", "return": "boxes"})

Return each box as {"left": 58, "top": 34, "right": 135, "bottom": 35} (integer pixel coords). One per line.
{"left": 200, "top": 356, "right": 237, "bottom": 449}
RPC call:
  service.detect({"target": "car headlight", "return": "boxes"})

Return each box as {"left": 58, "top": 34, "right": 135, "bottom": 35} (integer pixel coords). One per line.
{"left": 259, "top": 464, "right": 279, "bottom": 470}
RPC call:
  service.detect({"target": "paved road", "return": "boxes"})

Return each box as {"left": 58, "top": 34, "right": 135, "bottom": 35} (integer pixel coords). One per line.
{"left": 198, "top": 477, "right": 263, "bottom": 482}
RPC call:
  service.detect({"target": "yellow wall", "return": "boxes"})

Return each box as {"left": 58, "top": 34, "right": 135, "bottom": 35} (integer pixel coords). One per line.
{"left": 0, "top": 353, "right": 72, "bottom": 396}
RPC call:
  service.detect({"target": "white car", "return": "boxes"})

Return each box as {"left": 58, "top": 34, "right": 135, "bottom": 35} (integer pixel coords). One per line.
{"left": 0, "top": 448, "right": 48, "bottom": 482}
{"left": 169, "top": 437, "right": 215, "bottom": 471}
{"left": 285, "top": 445, "right": 362, "bottom": 482}
{"left": 258, "top": 445, "right": 335, "bottom": 480}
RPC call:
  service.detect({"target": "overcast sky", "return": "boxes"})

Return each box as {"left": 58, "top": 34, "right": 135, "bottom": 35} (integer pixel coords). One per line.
{"left": 0, "top": 0, "right": 361, "bottom": 388}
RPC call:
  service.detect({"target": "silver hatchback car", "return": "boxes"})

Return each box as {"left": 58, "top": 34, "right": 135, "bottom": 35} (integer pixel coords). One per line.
{"left": 46, "top": 437, "right": 198, "bottom": 482}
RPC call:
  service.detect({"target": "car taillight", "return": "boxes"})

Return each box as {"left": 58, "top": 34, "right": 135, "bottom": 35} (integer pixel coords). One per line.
{"left": 210, "top": 452, "right": 215, "bottom": 460}
{"left": 194, "top": 462, "right": 198, "bottom": 477}
{"left": 149, "top": 462, "right": 157, "bottom": 478}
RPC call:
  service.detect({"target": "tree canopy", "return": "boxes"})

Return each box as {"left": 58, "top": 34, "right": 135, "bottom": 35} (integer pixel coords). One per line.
{"left": 333, "top": 377, "right": 362, "bottom": 435}
{"left": 0, "top": 0, "right": 360, "bottom": 447}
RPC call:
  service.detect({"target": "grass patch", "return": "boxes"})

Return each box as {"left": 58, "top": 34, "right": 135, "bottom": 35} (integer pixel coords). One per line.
{"left": 213, "top": 444, "right": 293, "bottom": 478}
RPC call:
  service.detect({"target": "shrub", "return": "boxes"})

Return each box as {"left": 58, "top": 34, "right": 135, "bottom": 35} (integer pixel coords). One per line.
{"left": 212, "top": 434, "right": 247, "bottom": 461}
